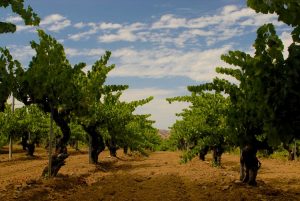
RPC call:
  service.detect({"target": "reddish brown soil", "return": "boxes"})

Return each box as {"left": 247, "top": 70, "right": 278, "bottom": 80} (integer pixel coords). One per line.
{"left": 0, "top": 146, "right": 299, "bottom": 201}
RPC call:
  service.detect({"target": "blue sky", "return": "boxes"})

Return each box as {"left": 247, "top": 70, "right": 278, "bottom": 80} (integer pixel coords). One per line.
{"left": 1, "top": 0, "right": 292, "bottom": 129}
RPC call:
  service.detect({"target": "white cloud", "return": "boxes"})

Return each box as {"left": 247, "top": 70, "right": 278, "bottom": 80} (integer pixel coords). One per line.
{"left": 40, "top": 14, "right": 71, "bottom": 32}
{"left": 74, "top": 22, "right": 86, "bottom": 29}
{"left": 5, "top": 16, "right": 23, "bottom": 23}
{"left": 68, "top": 29, "right": 97, "bottom": 41}
{"left": 65, "top": 48, "right": 105, "bottom": 57}
{"left": 6, "top": 45, "right": 35, "bottom": 64}
{"left": 93, "top": 5, "right": 282, "bottom": 46}
{"left": 69, "top": 22, "right": 98, "bottom": 40}
{"left": 110, "top": 45, "right": 232, "bottom": 81}
{"left": 221, "top": 5, "right": 239, "bottom": 15}
{"left": 121, "top": 87, "right": 190, "bottom": 129}
{"left": 152, "top": 14, "right": 186, "bottom": 29}
{"left": 98, "top": 23, "right": 146, "bottom": 43}
{"left": 16, "top": 24, "right": 35, "bottom": 32}
{"left": 121, "top": 88, "right": 178, "bottom": 101}
{"left": 280, "top": 31, "right": 293, "bottom": 59}
{"left": 99, "top": 22, "right": 122, "bottom": 30}
{"left": 151, "top": 5, "right": 280, "bottom": 30}
{"left": 99, "top": 29, "right": 138, "bottom": 42}
{"left": 69, "top": 22, "right": 123, "bottom": 41}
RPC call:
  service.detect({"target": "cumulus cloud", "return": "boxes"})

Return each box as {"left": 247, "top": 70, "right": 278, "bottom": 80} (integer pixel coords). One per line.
{"left": 40, "top": 14, "right": 71, "bottom": 32}
{"left": 99, "top": 22, "right": 122, "bottom": 30}
{"left": 98, "top": 23, "right": 146, "bottom": 43}
{"left": 151, "top": 5, "right": 280, "bottom": 30}
{"left": 121, "top": 87, "right": 190, "bottom": 129}
{"left": 74, "top": 22, "right": 86, "bottom": 29}
{"left": 6, "top": 45, "right": 35, "bottom": 65}
{"left": 68, "top": 29, "right": 97, "bottom": 41}
{"left": 152, "top": 14, "right": 187, "bottom": 29}
{"left": 280, "top": 31, "right": 293, "bottom": 59}
{"left": 110, "top": 45, "right": 232, "bottom": 81}
{"left": 99, "top": 29, "right": 138, "bottom": 42}
{"left": 65, "top": 48, "right": 105, "bottom": 57}
{"left": 5, "top": 16, "right": 23, "bottom": 23}
{"left": 94, "top": 4, "right": 282, "bottom": 46}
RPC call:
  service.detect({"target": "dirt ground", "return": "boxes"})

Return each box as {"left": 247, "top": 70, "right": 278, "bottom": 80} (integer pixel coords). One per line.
{"left": 0, "top": 146, "right": 299, "bottom": 201}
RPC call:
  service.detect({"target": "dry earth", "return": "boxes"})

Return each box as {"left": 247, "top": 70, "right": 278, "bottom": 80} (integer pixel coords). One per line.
{"left": 0, "top": 146, "right": 299, "bottom": 201}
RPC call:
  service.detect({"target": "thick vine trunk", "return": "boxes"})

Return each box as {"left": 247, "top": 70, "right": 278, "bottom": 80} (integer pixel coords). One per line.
{"left": 107, "top": 138, "right": 117, "bottom": 157}
{"left": 42, "top": 153, "right": 69, "bottom": 177}
{"left": 52, "top": 110, "right": 70, "bottom": 154}
{"left": 84, "top": 126, "right": 105, "bottom": 164}
{"left": 21, "top": 132, "right": 35, "bottom": 156}
{"left": 123, "top": 146, "right": 128, "bottom": 155}
{"left": 283, "top": 143, "right": 298, "bottom": 161}
{"left": 42, "top": 109, "right": 70, "bottom": 177}
{"left": 199, "top": 146, "right": 209, "bottom": 161}
{"left": 107, "top": 127, "right": 117, "bottom": 157}
{"left": 212, "top": 145, "right": 223, "bottom": 166}
{"left": 240, "top": 144, "right": 261, "bottom": 186}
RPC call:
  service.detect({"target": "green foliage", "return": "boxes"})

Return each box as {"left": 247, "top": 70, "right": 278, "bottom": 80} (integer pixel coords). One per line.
{"left": 74, "top": 51, "right": 128, "bottom": 128}
{"left": 101, "top": 92, "right": 157, "bottom": 154}
{"left": 13, "top": 30, "right": 86, "bottom": 150}
{"left": 168, "top": 92, "right": 229, "bottom": 162}
{"left": 22, "top": 30, "right": 81, "bottom": 109}
{"left": 188, "top": 21, "right": 300, "bottom": 149}
{"left": 158, "top": 139, "right": 173, "bottom": 151}
{"left": 0, "top": 48, "right": 22, "bottom": 111}
{"left": 69, "top": 122, "right": 87, "bottom": 150}
{"left": 0, "top": 0, "right": 40, "bottom": 33}
{"left": 0, "top": 104, "right": 52, "bottom": 148}
{"left": 247, "top": 0, "right": 300, "bottom": 27}
{"left": 123, "top": 114, "right": 160, "bottom": 153}
{"left": 180, "top": 149, "right": 199, "bottom": 164}
{"left": 72, "top": 49, "right": 157, "bottom": 157}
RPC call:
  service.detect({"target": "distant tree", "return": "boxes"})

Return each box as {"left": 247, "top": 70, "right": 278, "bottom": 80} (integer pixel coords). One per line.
{"left": 101, "top": 92, "right": 154, "bottom": 157}
{"left": 0, "top": 104, "right": 18, "bottom": 148}
{"left": 69, "top": 122, "right": 87, "bottom": 151}
{"left": 17, "top": 104, "right": 49, "bottom": 156}
{"left": 0, "top": 48, "right": 22, "bottom": 112}
{"left": 15, "top": 30, "right": 84, "bottom": 176}
{"left": 168, "top": 92, "right": 229, "bottom": 166}
{"left": 124, "top": 115, "right": 160, "bottom": 154}
{"left": 74, "top": 51, "right": 128, "bottom": 164}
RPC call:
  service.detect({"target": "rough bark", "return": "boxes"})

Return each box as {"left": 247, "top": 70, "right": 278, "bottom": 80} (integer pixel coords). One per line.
{"left": 123, "top": 146, "right": 128, "bottom": 155}
{"left": 41, "top": 108, "right": 71, "bottom": 177}
{"left": 199, "top": 146, "right": 209, "bottom": 161}
{"left": 42, "top": 152, "right": 69, "bottom": 177}
{"left": 212, "top": 145, "right": 223, "bottom": 166}
{"left": 52, "top": 109, "right": 70, "bottom": 154}
{"left": 283, "top": 144, "right": 296, "bottom": 161}
{"left": 84, "top": 125, "right": 105, "bottom": 164}
{"left": 240, "top": 145, "right": 261, "bottom": 186}
{"left": 21, "top": 132, "right": 35, "bottom": 156}
{"left": 107, "top": 127, "right": 117, "bottom": 157}
{"left": 107, "top": 138, "right": 117, "bottom": 157}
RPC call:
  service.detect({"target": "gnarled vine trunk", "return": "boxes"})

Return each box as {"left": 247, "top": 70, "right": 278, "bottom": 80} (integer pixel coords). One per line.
{"left": 107, "top": 127, "right": 117, "bottom": 157}
{"left": 42, "top": 109, "right": 71, "bottom": 177}
{"left": 83, "top": 125, "right": 105, "bottom": 164}
{"left": 240, "top": 144, "right": 261, "bottom": 186}
{"left": 198, "top": 146, "right": 209, "bottom": 161}
{"left": 212, "top": 145, "right": 223, "bottom": 166}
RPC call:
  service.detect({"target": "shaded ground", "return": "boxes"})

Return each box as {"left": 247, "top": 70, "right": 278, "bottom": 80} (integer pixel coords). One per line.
{"left": 0, "top": 146, "right": 299, "bottom": 201}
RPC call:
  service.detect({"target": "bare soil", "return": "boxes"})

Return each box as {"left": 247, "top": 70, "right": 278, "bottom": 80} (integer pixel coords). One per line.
{"left": 0, "top": 146, "right": 299, "bottom": 201}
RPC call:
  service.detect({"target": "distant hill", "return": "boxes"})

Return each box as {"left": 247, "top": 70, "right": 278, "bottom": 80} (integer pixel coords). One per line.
{"left": 158, "top": 129, "right": 170, "bottom": 139}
